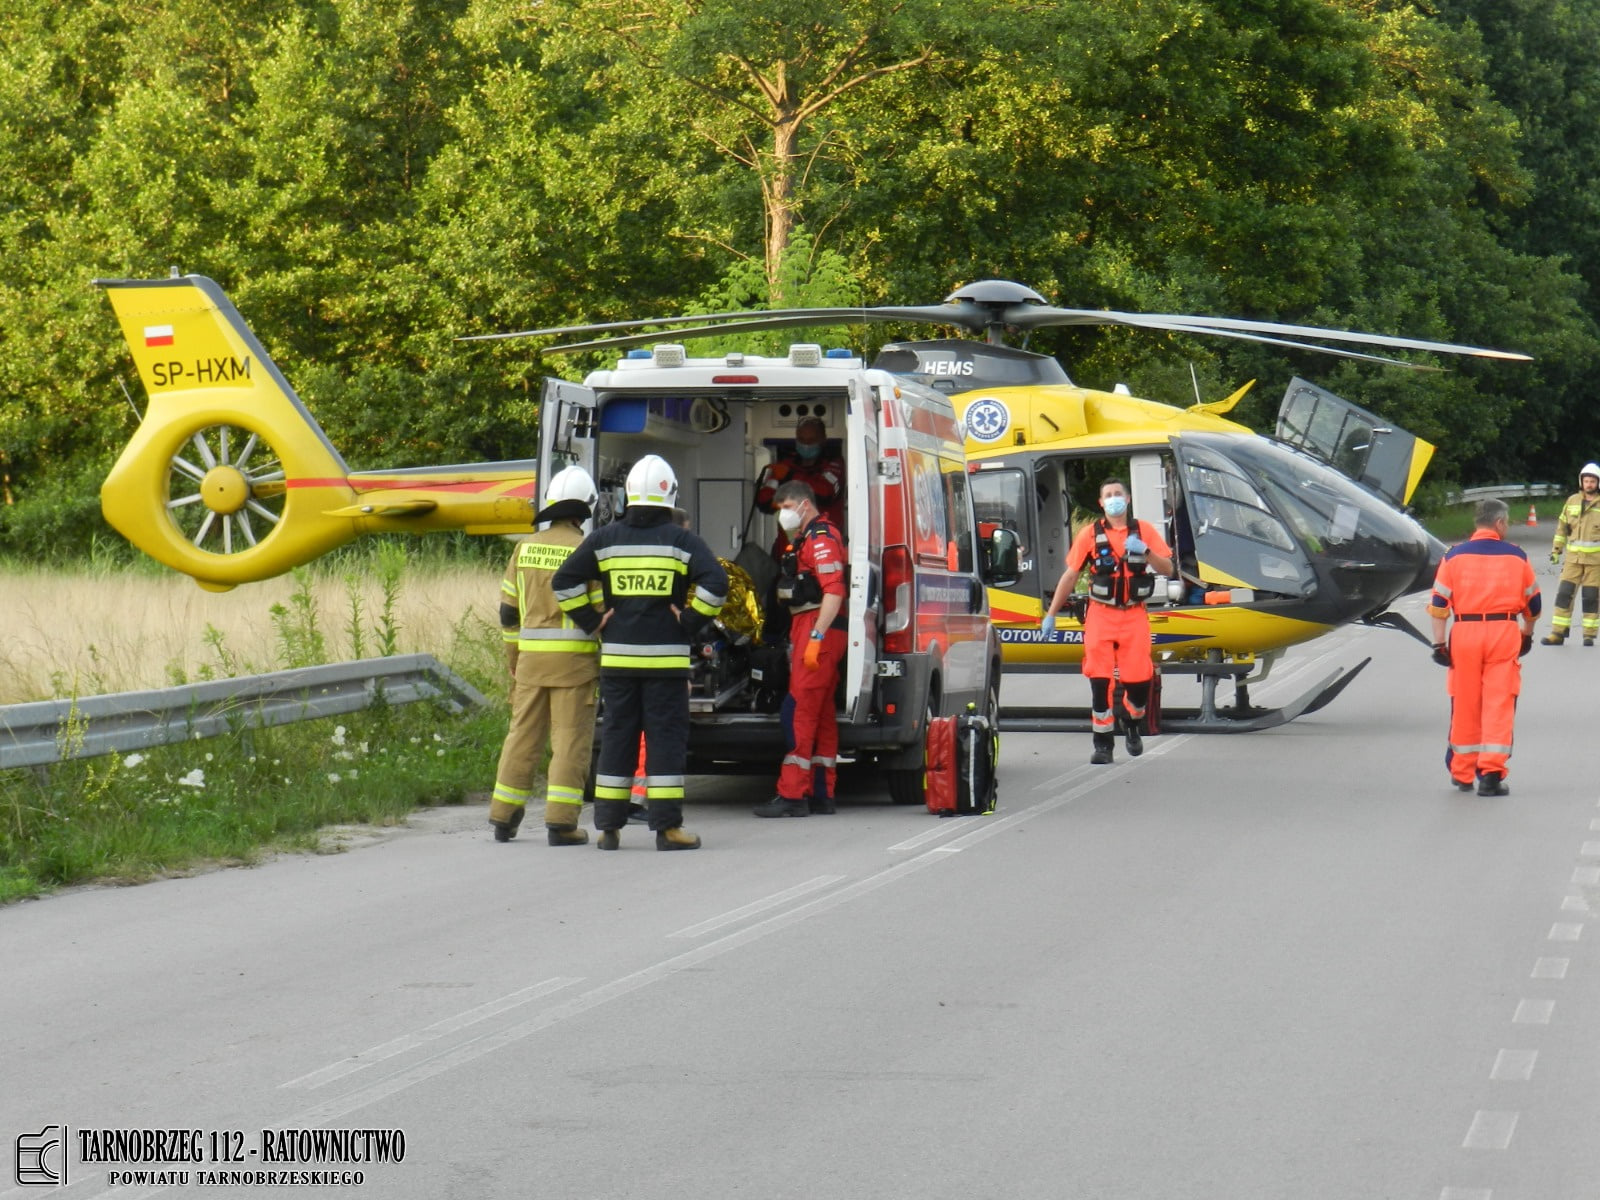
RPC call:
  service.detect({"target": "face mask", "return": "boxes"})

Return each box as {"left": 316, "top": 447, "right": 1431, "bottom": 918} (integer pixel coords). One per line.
{"left": 795, "top": 442, "right": 822, "bottom": 462}
{"left": 778, "top": 507, "right": 804, "bottom": 533}
{"left": 1103, "top": 495, "right": 1128, "bottom": 517}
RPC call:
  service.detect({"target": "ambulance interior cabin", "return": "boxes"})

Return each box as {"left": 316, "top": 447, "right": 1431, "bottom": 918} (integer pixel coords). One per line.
{"left": 577, "top": 380, "right": 851, "bottom": 711}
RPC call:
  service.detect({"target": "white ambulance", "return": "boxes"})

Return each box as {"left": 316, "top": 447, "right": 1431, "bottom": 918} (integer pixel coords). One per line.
{"left": 539, "top": 342, "right": 1016, "bottom": 804}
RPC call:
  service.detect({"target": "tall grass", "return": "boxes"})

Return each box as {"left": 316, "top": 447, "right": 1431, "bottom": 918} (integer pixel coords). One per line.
{"left": 0, "top": 540, "right": 515, "bottom": 903}
{"left": 1, "top": 543, "right": 499, "bottom": 705}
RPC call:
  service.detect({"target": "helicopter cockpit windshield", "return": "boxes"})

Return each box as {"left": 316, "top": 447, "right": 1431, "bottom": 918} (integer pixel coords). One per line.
{"left": 1173, "top": 431, "right": 1441, "bottom": 615}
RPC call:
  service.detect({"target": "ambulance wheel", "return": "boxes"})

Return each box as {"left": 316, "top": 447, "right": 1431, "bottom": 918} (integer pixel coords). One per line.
{"left": 886, "top": 767, "right": 926, "bottom": 806}
{"left": 886, "top": 700, "right": 936, "bottom": 805}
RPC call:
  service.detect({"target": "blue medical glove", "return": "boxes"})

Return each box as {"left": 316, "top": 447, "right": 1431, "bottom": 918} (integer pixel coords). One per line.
{"left": 1041, "top": 613, "right": 1057, "bottom": 637}
{"left": 1124, "top": 533, "right": 1147, "bottom": 555}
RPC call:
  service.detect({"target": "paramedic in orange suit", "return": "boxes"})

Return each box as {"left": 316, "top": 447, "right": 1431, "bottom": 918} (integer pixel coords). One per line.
{"left": 1040, "top": 478, "right": 1173, "bottom": 766}
{"left": 1428, "top": 498, "right": 1541, "bottom": 797}
{"left": 753, "top": 481, "right": 848, "bottom": 818}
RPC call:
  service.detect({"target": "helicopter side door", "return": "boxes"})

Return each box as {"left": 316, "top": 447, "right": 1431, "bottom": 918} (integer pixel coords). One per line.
{"left": 1169, "top": 435, "right": 1317, "bottom": 599}
{"left": 1275, "top": 376, "right": 1435, "bottom": 508}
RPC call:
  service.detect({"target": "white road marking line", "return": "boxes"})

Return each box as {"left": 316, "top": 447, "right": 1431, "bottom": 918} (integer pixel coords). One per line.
{"left": 1561, "top": 894, "right": 1590, "bottom": 913}
{"left": 1462, "top": 1110, "right": 1519, "bottom": 1150}
{"left": 1512, "top": 999, "right": 1554, "bottom": 1025}
{"left": 279, "top": 976, "right": 583, "bottom": 1089}
{"left": 1590, "top": 818, "right": 1600, "bottom": 831}
{"left": 889, "top": 824, "right": 970, "bottom": 852}
{"left": 1581, "top": 841, "right": 1600, "bottom": 857}
{"left": 1531, "top": 957, "right": 1570, "bottom": 979}
{"left": 1548, "top": 923, "right": 1583, "bottom": 941}
{"left": 667, "top": 875, "right": 845, "bottom": 938}
{"left": 1573, "top": 866, "right": 1600, "bottom": 885}
{"left": 1490, "top": 1049, "right": 1538, "bottom": 1081}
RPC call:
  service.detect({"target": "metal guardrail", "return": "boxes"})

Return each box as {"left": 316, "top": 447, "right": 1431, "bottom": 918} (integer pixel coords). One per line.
{"left": 0, "top": 655, "right": 488, "bottom": 770}
{"left": 1445, "top": 483, "right": 1561, "bottom": 504}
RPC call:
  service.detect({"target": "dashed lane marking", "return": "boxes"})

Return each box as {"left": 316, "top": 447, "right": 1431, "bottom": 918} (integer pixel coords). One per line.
{"left": 1461, "top": 1110, "right": 1519, "bottom": 1150}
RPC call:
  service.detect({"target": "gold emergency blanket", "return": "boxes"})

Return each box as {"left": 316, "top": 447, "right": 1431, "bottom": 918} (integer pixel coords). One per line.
{"left": 717, "top": 557, "right": 764, "bottom": 646}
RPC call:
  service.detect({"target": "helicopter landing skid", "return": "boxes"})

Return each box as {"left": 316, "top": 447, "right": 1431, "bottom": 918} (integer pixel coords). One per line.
{"left": 997, "top": 657, "right": 1372, "bottom": 735}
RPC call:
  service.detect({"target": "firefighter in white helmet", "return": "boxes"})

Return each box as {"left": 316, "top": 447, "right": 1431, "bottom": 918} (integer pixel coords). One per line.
{"left": 552, "top": 455, "right": 728, "bottom": 850}
{"left": 489, "top": 466, "right": 604, "bottom": 843}
{"left": 1543, "top": 462, "right": 1600, "bottom": 646}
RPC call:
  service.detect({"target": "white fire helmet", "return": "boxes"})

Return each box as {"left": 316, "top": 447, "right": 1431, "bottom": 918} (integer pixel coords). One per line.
{"left": 625, "top": 454, "right": 679, "bottom": 508}
{"left": 1581, "top": 462, "right": 1600, "bottom": 486}
{"left": 534, "top": 464, "right": 598, "bottom": 529}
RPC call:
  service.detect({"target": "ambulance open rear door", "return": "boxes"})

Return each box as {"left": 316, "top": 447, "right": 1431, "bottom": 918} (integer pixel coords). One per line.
{"left": 538, "top": 378, "right": 600, "bottom": 517}
{"left": 842, "top": 378, "right": 880, "bottom": 722}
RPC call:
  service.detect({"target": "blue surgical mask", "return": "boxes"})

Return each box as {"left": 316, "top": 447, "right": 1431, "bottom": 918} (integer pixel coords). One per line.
{"left": 796, "top": 442, "right": 822, "bottom": 462}
{"left": 1103, "top": 495, "right": 1128, "bottom": 517}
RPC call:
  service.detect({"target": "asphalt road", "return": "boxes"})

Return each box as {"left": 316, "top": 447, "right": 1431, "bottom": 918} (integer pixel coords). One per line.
{"left": 3, "top": 577, "right": 1597, "bottom": 1200}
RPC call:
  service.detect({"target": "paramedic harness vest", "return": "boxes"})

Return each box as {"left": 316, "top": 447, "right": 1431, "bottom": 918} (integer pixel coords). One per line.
{"left": 776, "top": 522, "right": 841, "bottom": 612}
{"left": 1086, "top": 518, "right": 1157, "bottom": 608}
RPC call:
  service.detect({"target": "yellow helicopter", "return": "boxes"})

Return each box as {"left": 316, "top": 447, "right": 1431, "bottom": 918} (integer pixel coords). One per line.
{"left": 95, "top": 274, "right": 1527, "bottom": 730}
{"left": 486, "top": 279, "right": 1531, "bottom": 730}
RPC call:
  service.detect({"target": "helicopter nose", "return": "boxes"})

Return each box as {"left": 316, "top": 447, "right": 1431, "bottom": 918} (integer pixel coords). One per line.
{"left": 1406, "top": 531, "right": 1446, "bottom": 595}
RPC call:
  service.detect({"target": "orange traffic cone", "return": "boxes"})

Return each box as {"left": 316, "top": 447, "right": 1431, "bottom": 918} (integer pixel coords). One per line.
{"left": 630, "top": 733, "right": 648, "bottom": 802}
{"left": 1526, "top": 504, "right": 1539, "bottom": 526}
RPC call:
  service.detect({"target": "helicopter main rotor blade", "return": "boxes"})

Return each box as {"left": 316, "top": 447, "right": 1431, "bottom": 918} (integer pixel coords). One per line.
{"left": 1112, "top": 318, "right": 1446, "bottom": 371}
{"left": 459, "top": 305, "right": 964, "bottom": 344}
{"left": 541, "top": 309, "right": 973, "bottom": 355}
{"left": 545, "top": 309, "right": 1440, "bottom": 368}
{"left": 1003, "top": 304, "right": 1532, "bottom": 362}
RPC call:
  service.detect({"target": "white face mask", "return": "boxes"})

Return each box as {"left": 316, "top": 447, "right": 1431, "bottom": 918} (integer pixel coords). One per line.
{"left": 777, "top": 507, "right": 804, "bottom": 533}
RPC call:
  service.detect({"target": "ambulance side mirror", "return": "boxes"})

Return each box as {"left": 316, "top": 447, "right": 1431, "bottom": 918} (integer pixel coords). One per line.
{"left": 981, "top": 527, "right": 1021, "bottom": 586}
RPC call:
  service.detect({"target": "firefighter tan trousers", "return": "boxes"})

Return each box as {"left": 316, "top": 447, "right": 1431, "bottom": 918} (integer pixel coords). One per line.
{"left": 1446, "top": 622, "right": 1522, "bottom": 783}
{"left": 1550, "top": 556, "right": 1600, "bottom": 640}
{"left": 491, "top": 673, "right": 597, "bottom": 826}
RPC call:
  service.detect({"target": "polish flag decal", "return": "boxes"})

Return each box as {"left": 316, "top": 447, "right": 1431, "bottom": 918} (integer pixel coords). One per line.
{"left": 144, "top": 324, "right": 175, "bottom": 347}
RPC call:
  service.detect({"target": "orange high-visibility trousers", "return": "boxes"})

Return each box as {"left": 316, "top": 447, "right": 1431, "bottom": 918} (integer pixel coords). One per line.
{"left": 1446, "top": 621, "right": 1522, "bottom": 782}
{"left": 1082, "top": 602, "right": 1155, "bottom": 684}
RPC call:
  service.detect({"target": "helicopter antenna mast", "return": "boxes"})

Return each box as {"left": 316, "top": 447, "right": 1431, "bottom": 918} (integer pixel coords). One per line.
{"left": 1190, "top": 363, "right": 1202, "bottom": 407}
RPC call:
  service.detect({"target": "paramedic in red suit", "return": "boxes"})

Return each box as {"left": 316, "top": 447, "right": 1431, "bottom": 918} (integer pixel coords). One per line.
{"left": 754, "top": 415, "right": 845, "bottom": 555}
{"left": 1040, "top": 478, "right": 1174, "bottom": 765}
{"left": 1427, "top": 498, "right": 1541, "bottom": 796}
{"left": 753, "top": 480, "right": 848, "bottom": 817}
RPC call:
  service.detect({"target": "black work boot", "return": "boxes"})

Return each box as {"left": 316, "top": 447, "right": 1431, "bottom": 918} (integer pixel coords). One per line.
{"left": 1090, "top": 733, "right": 1114, "bottom": 766}
{"left": 808, "top": 795, "right": 836, "bottom": 814}
{"left": 544, "top": 801, "right": 589, "bottom": 845}
{"left": 754, "top": 796, "right": 809, "bottom": 818}
{"left": 1477, "top": 772, "right": 1510, "bottom": 797}
{"left": 1123, "top": 718, "right": 1144, "bottom": 758}
{"left": 1587, "top": 636, "right": 1595, "bottom": 647}
{"left": 491, "top": 806, "right": 525, "bottom": 843}
{"left": 596, "top": 829, "right": 621, "bottom": 851}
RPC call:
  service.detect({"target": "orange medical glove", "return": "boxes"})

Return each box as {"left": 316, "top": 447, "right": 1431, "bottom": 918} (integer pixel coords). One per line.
{"left": 802, "top": 637, "right": 822, "bottom": 669}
